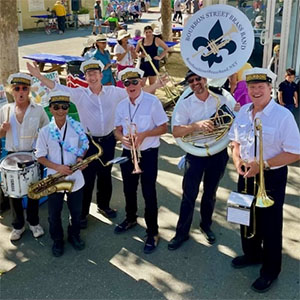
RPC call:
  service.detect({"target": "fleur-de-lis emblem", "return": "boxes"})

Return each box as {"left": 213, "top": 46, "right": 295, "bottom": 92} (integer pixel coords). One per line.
{"left": 192, "top": 20, "right": 237, "bottom": 68}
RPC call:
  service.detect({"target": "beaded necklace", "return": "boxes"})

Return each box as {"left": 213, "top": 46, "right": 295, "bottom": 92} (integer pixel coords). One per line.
{"left": 49, "top": 116, "right": 89, "bottom": 157}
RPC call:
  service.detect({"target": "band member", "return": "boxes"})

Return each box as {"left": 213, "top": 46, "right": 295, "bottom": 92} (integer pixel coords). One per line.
{"left": 229, "top": 68, "right": 300, "bottom": 293}
{"left": 114, "top": 68, "right": 168, "bottom": 254}
{"left": 168, "top": 70, "right": 236, "bottom": 250}
{"left": 27, "top": 60, "right": 165, "bottom": 229}
{"left": 35, "top": 91, "right": 89, "bottom": 257}
{"left": 0, "top": 73, "right": 49, "bottom": 241}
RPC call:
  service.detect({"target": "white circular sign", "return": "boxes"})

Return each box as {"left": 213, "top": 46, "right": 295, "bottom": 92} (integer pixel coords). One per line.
{"left": 181, "top": 4, "right": 254, "bottom": 79}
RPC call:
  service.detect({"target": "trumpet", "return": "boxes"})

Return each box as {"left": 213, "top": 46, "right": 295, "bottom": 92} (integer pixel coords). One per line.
{"left": 127, "top": 119, "right": 142, "bottom": 174}
{"left": 192, "top": 24, "right": 238, "bottom": 58}
{"left": 138, "top": 41, "right": 181, "bottom": 104}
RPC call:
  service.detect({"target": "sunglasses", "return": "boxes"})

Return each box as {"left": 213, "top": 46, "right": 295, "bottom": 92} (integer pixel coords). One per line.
{"left": 52, "top": 104, "right": 70, "bottom": 111}
{"left": 13, "top": 86, "right": 29, "bottom": 92}
{"left": 187, "top": 76, "right": 202, "bottom": 84}
{"left": 123, "top": 79, "right": 139, "bottom": 87}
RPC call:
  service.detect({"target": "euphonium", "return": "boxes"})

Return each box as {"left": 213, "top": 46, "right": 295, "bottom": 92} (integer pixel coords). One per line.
{"left": 181, "top": 90, "right": 234, "bottom": 146}
{"left": 127, "top": 120, "right": 142, "bottom": 174}
{"left": 254, "top": 118, "right": 274, "bottom": 208}
{"left": 28, "top": 137, "right": 103, "bottom": 200}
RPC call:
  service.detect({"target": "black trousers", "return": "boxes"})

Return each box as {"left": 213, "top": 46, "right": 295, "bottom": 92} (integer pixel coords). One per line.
{"left": 57, "top": 16, "right": 66, "bottom": 32}
{"left": 120, "top": 148, "right": 159, "bottom": 236}
{"left": 10, "top": 197, "right": 39, "bottom": 229}
{"left": 48, "top": 188, "right": 83, "bottom": 242}
{"left": 81, "top": 133, "right": 116, "bottom": 219}
{"left": 175, "top": 149, "right": 229, "bottom": 237}
{"left": 173, "top": 11, "right": 183, "bottom": 22}
{"left": 237, "top": 166, "right": 288, "bottom": 280}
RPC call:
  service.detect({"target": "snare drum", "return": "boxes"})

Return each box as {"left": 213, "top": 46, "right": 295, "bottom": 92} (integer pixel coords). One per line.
{"left": 0, "top": 152, "right": 40, "bottom": 198}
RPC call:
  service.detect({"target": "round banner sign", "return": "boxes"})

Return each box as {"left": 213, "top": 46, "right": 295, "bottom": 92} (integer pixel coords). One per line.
{"left": 181, "top": 4, "right": 254, "bottom": 79}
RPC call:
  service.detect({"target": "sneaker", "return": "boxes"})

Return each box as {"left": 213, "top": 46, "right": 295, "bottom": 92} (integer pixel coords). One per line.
{"left": 29, "top": 224, "right": 44, "bottom": 238}
{"left": 97, "top": 207, "right": 117, "bottom": 219}
{"left": 9, "top": 227, "right": 25, "bottom": 241}
{"left": 114, "top": 219, "right": 137, "bottom": 234}
{"left": 144, "top": 234, "right": 159, "bottom": 254}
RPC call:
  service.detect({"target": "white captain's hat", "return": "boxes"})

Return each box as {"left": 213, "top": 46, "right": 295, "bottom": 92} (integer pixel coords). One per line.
{"left": 48, "top": 90, "right": 70, "bottom": 104}
{"left": 7, "top": 73, "right": 32, "bottom": 86}
{"left": 243, "top": 67, "right": 276, "bottom": 84}
{"left": 80, "top": 59, "right": 104, "bottom": 73}
{"left": 118, "top": 67, "right": 144, "bottom": 81}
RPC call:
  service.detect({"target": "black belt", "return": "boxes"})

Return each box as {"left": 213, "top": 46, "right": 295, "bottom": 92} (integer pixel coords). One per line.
{"left": 90, "top": 131, "right": 114, "bottom": 143}
{"left": 7, "top": 150, "right": 34, "bottom": 155}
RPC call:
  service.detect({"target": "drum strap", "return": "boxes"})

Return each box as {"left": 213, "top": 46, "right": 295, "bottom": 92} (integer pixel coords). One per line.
{"left": 59, "top": 123, "right": 68, "bottom": 165}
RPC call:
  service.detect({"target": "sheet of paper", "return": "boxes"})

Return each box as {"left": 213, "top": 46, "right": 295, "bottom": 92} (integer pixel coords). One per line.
{"left": 227, "top": 207, "right": 250, "bottom": 226}
{"left": 227, "top": 191, "right": 254, "bottom": 207}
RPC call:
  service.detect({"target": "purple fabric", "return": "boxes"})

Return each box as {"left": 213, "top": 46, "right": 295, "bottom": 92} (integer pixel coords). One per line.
{"left": 234, "top": 80, "right": 252, "bottom": 106}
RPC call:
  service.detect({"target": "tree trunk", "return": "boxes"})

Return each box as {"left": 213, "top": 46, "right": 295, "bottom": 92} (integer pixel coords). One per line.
{"left": 161, "top": 0, "right": 172, "bottom": 42}
{"left": 0, "top": 0, "right": 19, "bottom": 85}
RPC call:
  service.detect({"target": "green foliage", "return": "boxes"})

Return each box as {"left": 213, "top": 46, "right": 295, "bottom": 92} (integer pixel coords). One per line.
{"left": 77, "top": 7, "right": 90, "bottom": 14}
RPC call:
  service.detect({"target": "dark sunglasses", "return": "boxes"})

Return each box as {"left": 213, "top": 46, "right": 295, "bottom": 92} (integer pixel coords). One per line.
{"left": 123, "top": 79, "right": 139, "bottom": 87}
{"left": 52, "top": 104, "right": 70, "bottom": 111}
{"left": 13, "top": 86, "right": 29, "bottom": 92}
{"left": 187, "top": 76, "right": 202, "bottom": 84}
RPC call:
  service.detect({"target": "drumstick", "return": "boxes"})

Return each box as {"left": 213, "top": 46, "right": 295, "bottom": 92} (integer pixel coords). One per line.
{"left": 6, "top": 106, "right": 10, "bottom": 122}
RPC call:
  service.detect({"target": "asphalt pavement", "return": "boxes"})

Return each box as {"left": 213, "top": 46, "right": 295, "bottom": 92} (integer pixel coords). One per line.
{"left": 1, "top": 11, "right": 300, "bottom": 300}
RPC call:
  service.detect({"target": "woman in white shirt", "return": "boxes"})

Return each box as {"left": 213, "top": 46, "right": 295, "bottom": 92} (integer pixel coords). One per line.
{"left": 114, "top": 29, "right": 137, "bottom": 88}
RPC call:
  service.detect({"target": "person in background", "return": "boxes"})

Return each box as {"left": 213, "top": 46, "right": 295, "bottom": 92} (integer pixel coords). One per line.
{"left": 229, "top": 67, "right": 300, "bottom": 293}
{"left": 133, "top": 29, "right": 142, "bottom": 42}
{"left": 268, "top": 45, "right": 280, "bottom": 74}
{"left": 35, "top": 91, "right": 88, "bottom": 257}
{"left": 94, "top": 34, "right": 115, "bottom": 86}
{"left": 136, "top": 25, "right": 169, "bottom": 86}
{"left": 278, "top": 68, "right": 298, "bottom": 112}
{"left": 173, "top": 0, "right": 183, "bottom": 24}
{"left": 52, "top": 0, "right": 66, "bottom": 35}
{"left": 114, "top": 30, "right": 137, "bottom": 88}
{"left": 0, "top": 73, "right": 49, "bottom": 241}
{"left": 231, "top": 62, "right": 253, "bottom": 106}
{"left": 81, "top": 37, "right": 96, "bottom": 60}
{"left": 92, "top": 0, "right": 102, "bottom": 36}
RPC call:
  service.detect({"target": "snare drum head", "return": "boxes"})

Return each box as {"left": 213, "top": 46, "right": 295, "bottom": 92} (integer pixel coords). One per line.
{"left": 0, "top": 152, "right": 36, "bottom": 171}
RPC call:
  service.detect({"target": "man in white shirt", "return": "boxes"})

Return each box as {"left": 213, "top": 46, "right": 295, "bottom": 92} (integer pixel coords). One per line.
{"left": 27, "top": 59, "right": 164, "bottom": 229}
{"left": 229, "top": 68, "right": 300, "bottom": 293}
{"left": 168, "top": 70, "right": 236, "bottom": 250}
{"left": 173, "top": 0, "right": 183, "bottom": 24}
{"left": 0, "top": 73, "right": 49, "bottom": 241}
{"left": 114, "top": 68, "right": 168, "bottom": 254}
{"left": 35, "top": 91, "right": 89, "bottom": 257}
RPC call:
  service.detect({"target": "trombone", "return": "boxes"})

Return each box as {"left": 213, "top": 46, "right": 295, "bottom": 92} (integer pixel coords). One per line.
{"left": 138, "top": 41, "right": 181, "bottom": 104}
{"left": 243, "top": 117, "right": 274, "bottom": 238}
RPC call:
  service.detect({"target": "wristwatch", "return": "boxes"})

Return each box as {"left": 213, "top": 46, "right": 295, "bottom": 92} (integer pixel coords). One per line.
{"left": 264, "top": 160, "right": 270, "bottom": 170}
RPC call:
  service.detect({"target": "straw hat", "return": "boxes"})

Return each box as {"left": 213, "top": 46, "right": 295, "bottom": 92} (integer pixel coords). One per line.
{"left": 83, "top": 37, "right": 95, "bottom": 48}
{"left": 117, "top": 29, "right": 130, "bottom": 41}
{"left": 153, "top": 28, "right": 162, "bottom": 36}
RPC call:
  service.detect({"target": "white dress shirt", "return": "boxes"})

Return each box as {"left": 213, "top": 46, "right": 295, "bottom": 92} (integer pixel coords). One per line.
{"left": 228, "top": 99, "right": 300, "bottom": 168}
{"left": 35, "top": 120, "right": 87, "bottom": 192}
{"left": 115, "top": 91, "right": 168, "bottom": 151}
{"left": 0, "top": 101, "right": 49, "bottom": 152}
{"left": 114, "top": 44, "right": 134, "bottom": 66}
{"left": 54, "top": 83, "right": 127, "bottom": 136}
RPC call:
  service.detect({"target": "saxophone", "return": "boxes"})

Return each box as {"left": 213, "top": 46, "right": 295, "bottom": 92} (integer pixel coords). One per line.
{"left": 28, "top": 137, "right": 103, "bottom": 200}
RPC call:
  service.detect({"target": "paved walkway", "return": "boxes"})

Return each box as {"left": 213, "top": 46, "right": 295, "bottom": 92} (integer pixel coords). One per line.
{"left": 1, "top": 11, "right": 299, "bottom": 300}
